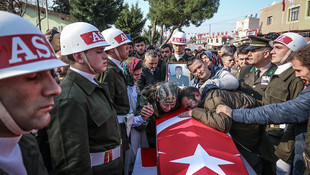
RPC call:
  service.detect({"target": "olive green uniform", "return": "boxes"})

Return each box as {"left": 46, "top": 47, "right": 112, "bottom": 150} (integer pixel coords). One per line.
{"left": 96, "top": 58, "right": 131, "bottom": 151}
{"left": 166, "top": 53, "right": 191, "bottom": 63}
{"left": 259, "top": 66, "right": 304, "bottom": 174}
{"left": 47, "top": 69, "right": 122, "bottom": 175}
{"left": 238, "top": 64, "right": 277, "bottom": 101}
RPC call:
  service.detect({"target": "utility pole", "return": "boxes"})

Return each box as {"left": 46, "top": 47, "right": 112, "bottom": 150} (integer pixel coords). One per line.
{"left": 45, "top": 0, "right": 49, "bottom": 30}
{"left": 36, "top": 0, "right": 41, "bottom": 30}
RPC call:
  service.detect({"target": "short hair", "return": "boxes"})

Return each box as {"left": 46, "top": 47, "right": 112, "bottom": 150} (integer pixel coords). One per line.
{"left": 184, "top": 48, "right": 191, "bottom": 52}
{"left": 128, "top": 42, "right": 134, "bottom": 46}
{"left": 236, "top": 45, "right": 249, "bottom": 56}
{"left": 186, "top": 56, "right": 203, "bottom": 69}
{"left": 134, "top": 36, "right": 146, "bottom": 45}
{"left": 145, "top": 49, "right": 158, "bottom": 60}
{"left": 179, "top": 86, "right": 200, "bottom": 102}
{"left": 175, "top": 66, "right": 182, "bottom": 70}
{"left": 161, "top": 44, "right": 172, "bottom": 51}
{"left": 291, "top": 44, "right": 310, "bottom": 70}
{"left": 146, "top": 45, "right": 156, "bottom": 50}
{"left": 220, "top": 45, "right": 234, "bottom": 55}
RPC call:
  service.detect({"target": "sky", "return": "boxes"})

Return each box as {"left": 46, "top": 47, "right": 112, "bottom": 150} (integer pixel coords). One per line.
{"left": 124, "top": 0, "right": 282, "bottom": 36}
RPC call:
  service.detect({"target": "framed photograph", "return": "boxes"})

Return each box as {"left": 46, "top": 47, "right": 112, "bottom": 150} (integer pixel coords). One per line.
{"left": 166, "top": 62, "right": 191, "bottom": 87}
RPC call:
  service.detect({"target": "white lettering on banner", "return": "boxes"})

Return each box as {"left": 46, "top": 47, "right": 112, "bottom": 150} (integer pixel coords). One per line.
{"left": 121, "top": 33, "right": 127, "bottom": 42}
{"left": 32, "top": 36, "right": 51, "bottom": 58}
{"left": 9, "top": 37, "right": 38, "bottom": 64}
{"left": 92, "top": 32, "right": 102, "bottom": 42}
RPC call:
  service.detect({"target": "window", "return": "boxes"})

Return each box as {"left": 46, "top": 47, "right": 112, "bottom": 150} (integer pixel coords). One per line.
{"left": 267, "top": 16, "right": 273, "bottom": 25}
{"left": 216, "top": 38, "right": 219, "bottom": 43}
{"left": 289, "top": 6, "right": 300, "bottom": 21}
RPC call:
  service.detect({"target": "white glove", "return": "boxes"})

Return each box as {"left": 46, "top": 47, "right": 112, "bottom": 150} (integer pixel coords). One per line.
{"left": 276, "top": 159, "right": 291, "bottom": 175}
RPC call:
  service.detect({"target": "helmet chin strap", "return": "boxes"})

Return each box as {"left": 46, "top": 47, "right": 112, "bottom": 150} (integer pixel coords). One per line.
{"left": 0, "top": 100, "right": 30, "bottom": 136}
{"left": 279, "top": 50, "right": 293, "bottom": 65}
{"left": 114, "top": 48, "right": 122, "bottom": 61}
{"left": 81, "top": 52, "right": 97, "bottom": 74}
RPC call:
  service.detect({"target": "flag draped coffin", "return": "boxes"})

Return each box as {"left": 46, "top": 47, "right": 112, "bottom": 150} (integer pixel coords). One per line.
{"left": 156, "top": 109, "right": 248, "bottom": 175}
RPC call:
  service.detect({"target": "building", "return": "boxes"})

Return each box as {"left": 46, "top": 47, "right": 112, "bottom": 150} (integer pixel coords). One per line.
{"left": 232, "top": 14, "right": 259, "bottom": 45}
{"left": 259, "top": 0, "right": 310, "bottom": 35}
{"left": 21, "top": 3, "right": 75, "bottom": 33}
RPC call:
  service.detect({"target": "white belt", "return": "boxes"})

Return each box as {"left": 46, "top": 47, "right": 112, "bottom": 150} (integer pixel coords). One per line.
{"left": 90, "top": 146, "right": 121, "bottom": 167}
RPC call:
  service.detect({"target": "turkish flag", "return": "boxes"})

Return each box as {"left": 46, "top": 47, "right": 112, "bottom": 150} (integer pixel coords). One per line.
{"left": 156, "top": 109, "right": 248, "bottom": 175}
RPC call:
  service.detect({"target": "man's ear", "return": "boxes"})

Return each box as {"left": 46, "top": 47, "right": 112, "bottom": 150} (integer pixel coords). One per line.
{"left": 72, "top": 53, "right": 84, "bottom": 64}
{"left": 263, "top": 49, "right": 271, "bottom": 59}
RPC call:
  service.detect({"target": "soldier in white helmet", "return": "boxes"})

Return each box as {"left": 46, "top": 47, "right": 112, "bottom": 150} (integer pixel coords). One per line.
{"left": 0, "top": 11, "right": 67, "bottom": 175}
{"left": 96, "top": 28, "right": 132, "bottom": 153}
{"left": 257, "top": 32, "right": 306, "bottom": 175}
{"left": 46, "top": 23, "right": 122, "bottom": 174}
{"left": 167, "top": 32, "right": 191, "bottom": 63}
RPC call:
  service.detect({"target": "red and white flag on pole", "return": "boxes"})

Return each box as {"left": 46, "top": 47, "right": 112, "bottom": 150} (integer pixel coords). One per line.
{"left": 155, "top": 109, "right": 249, "bottom": 175}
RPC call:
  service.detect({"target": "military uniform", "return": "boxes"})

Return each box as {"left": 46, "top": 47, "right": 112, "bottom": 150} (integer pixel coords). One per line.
{"left": 47, "top": 69, "right": 122, "bottom": 175}
{"left": 96, "top": 58, "right": 131, "bottom": 151}
{"left": 238, "top": 64, "right": 277, "bottom": 101}
{"left": 0, "top": 134, "right": 48, "bottom": 175}
{"left": 166, "top": 53, "right": 191, "bottom": 63}
{"left": 259, "top": 66, "right": 304, "bottom": 174}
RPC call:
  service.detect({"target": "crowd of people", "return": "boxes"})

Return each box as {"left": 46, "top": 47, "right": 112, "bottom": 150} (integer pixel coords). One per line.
{"left": 1, "top": 10, "right": 310, "bottom": 175}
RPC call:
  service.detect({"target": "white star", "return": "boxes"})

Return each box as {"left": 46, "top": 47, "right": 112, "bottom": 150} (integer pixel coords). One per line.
{"left": 170, "top": 144, "right": 234, "bottom": 175}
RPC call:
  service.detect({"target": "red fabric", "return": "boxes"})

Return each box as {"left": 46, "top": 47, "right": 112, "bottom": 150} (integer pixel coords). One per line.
{"left": 80, "top": 31, "right": 105, "bottom": 45}
{"left": 282, "top": 0, "right": 285, "bottom": 11}
{"left": 141, "top": 148, "right": 157, "bottom": 167}
{"left": 156, "top": 110, "right": 248, "bottom": 175}
{"left": 0, "top": 34, "right": 56, "bottom": 68}
{"left": 275, "top": 35, "right": 293, "bottom": 45}
{"left": 114, "top": 32, "right": 128, "bottom": 44}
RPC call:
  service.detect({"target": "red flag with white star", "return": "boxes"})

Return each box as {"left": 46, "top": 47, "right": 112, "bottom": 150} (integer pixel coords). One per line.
{"left": 156, "top": 109, "right": 248, "bottom": 175}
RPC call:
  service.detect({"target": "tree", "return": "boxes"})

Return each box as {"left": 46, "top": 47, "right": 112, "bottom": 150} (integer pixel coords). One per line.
{"left": 142, "top": 25, "right": 160, "bottom": 45}
{"left": 146, "top": 0, "right": 220, "bottom": 45}
{"left": 0, "top": 0, "right": 29, "bottom": 16}
{"left": 115, "top": 3, "right": 146, "bottom": 39}
{"left": 70, "top": 0, "right": 124, "bottom": 31}
{"left": 52, "top": 0, "right": 70, "bottom": 15}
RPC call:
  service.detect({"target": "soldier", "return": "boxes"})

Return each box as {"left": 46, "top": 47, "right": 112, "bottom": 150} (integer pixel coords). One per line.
{"left": 216, "top": 43, "right": 310, "bottom": 175}
{"left": 238, "top": 36, "right": 277, "bottom": 101}
{"left": 46, "top": 22, "right": 122, "bottom": 174}
{"left": 0, "top": 11, "right": 67, "bottom": 174}
{"left": 258, "top": 32, "right": 306, "bottom": 175}
{"left": 167, "top": 32, "right": 191, "bottom": 63}
{"left": 96, "top": 28, "right": 132, "bottom": 153}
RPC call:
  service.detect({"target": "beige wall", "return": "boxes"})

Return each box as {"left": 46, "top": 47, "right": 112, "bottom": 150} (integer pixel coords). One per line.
{"left": 23, "top": 6, "right": 74, "bottom": 33}
{"left": 259, "top": 0, "right": 310, "bottom": 34}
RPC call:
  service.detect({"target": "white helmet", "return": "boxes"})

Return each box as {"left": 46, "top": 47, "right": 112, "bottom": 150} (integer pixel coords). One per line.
{"left": 269, "top": 32, "right": 306, "bottom": 52}
{"left": 61, "top": 22, "right": 110, "bottom": 55}
{"left": 101, "top": 28, "right": 131, "bottom": 51}
{"left": 171, "top": 32, "right": 187, "bottom": 45}
{"left": 0, "top": 11, "right": 67, "bottom": 80}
